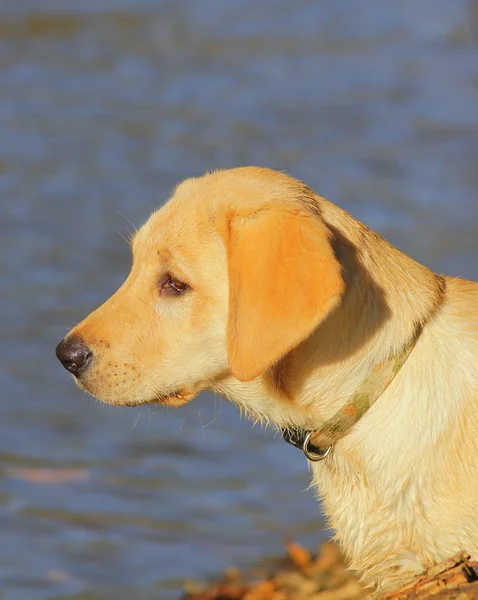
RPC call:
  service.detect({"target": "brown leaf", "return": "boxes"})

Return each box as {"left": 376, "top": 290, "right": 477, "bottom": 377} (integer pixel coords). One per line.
{"left": 287, "top": 542, "right": 312, "bottom": 572}
{"left": 314, "top": 543, "right": 342, "bottom": 572}
{"left": 244, "top": 580, "right": 278, "bottom": 600}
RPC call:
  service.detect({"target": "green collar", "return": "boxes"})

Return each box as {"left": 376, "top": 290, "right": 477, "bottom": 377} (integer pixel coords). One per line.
{"left": 282, "top": 328, "right": 421, "bottom": 461}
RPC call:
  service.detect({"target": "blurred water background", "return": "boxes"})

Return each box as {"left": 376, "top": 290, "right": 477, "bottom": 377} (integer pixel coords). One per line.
{"left": 1, "top": 1, "right": 477, "bottom": 599}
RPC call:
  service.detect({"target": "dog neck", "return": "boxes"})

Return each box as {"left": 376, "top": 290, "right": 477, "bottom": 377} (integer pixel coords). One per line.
{"left": 214, "top": 200, "right": 445, "bottom": 435}
{"left": 281, "top": 325, "right": 422, "bottom": 461}
{"left": 212, "top": 211, "right": 447, "bottom": 589}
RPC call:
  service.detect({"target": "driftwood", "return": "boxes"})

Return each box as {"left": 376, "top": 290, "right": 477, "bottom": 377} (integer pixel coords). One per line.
{"left": 182, "top": 544, "right": 478, "bottom": 600}
{"left": 380, "top": 552, "right": 478, "bottom": 600}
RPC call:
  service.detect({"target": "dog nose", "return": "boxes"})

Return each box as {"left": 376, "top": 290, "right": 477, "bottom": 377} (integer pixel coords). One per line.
{"left": 56, "top": 337, "right": 91, "bottom": 376}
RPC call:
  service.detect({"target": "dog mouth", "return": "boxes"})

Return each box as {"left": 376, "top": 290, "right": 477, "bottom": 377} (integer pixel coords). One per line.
{"left": 151, "top": 389, "right": 195, "bottom": 407}
{"left": 110, "top": 389, "right": 195, "bottom": 408}
{"left": 75, "top": 376, "right": 195, "bottom": 408}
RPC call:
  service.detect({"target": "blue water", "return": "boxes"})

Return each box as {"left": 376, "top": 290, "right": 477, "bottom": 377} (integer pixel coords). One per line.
{"left": 1, "top": 1, "right": 477, "bottom": 598}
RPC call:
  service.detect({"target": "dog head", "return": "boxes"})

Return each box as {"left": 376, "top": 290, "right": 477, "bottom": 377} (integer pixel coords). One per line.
{"left": 56, "top": 167, "right": 344, "bottom": 408}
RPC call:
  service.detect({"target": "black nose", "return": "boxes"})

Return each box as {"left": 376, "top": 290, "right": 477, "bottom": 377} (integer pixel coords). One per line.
{"left": 56, "top": 337, "right": 91, "bottom": 376}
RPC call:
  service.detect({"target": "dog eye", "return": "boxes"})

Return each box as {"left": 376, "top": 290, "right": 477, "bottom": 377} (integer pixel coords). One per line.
{"left": 160, "top": 275, "right": 189, "bottom": 296}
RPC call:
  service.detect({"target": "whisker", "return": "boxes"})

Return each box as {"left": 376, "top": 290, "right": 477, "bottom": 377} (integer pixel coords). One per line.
{"left": 116, "top": 229, "right": 132, "bottom": 246}
{"left": 117, "top": 211, "right": 138, "bottom": 233}
{"left": 174, "top": 417, "right": 185, "bottom": 439}
{"left": 202, "top": 410, "right": 220, "bottom": 429}
{"left": 132, "top": 408, "right": 141, "bottom": 428}
{"left": 117, "top": 212, "right": 138, "bottom": 246}
{"left": 198, "top": 409, "right": 205, "bottom": 436}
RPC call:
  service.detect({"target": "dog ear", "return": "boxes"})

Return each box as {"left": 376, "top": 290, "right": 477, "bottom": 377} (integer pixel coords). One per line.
{"left": 224, "top": 206, "right": 344, "bottom": 382}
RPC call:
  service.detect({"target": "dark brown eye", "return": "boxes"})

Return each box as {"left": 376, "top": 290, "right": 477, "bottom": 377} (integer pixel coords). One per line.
{"left": 160, "top": 275, "right": 189, "bottom": 296}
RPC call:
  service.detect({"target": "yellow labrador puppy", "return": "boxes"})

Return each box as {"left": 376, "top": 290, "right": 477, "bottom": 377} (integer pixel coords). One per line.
{"left": 56, "top": 167, "right": 478, "bottom": 593}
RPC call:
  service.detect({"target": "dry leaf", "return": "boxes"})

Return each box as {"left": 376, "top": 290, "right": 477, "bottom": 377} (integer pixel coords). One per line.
{"left": 287, "top": 542, "right": 312, "bottom": 571}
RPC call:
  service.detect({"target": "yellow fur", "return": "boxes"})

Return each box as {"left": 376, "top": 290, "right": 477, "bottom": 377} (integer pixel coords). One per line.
{"left": 62, "top": 167, "right": 478, "bottom": 592}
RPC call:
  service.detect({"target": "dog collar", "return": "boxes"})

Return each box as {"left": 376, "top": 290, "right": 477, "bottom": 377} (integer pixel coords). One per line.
{"left": 281, "top": 328, "right": 421, "bottom": 462}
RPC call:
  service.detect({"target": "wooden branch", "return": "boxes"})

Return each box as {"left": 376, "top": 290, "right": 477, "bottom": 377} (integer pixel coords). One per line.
{"left": 379, "top": 552, "right": 478, "bottom": 599}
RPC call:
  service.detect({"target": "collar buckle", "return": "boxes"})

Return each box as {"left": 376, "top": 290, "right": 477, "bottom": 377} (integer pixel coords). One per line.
{"left": 281, "top": 428, "right": 332, "bottom": 462}
{"left": 302, "top": 431, "right": 332, "bottom": 462}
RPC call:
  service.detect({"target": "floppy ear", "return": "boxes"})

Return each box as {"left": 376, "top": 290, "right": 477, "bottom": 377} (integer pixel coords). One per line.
{"left": 225, "top": 206, "right": 344, "bottom": 382}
